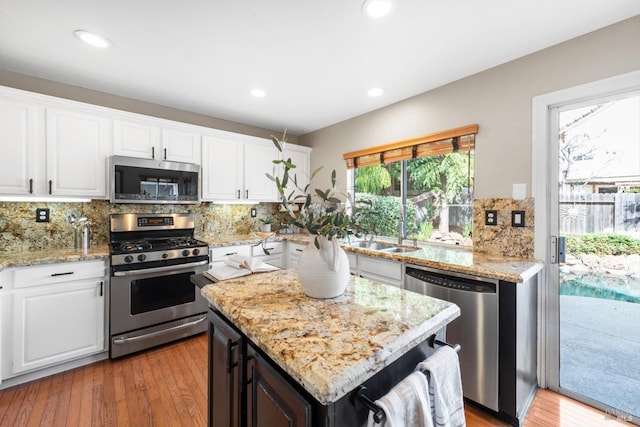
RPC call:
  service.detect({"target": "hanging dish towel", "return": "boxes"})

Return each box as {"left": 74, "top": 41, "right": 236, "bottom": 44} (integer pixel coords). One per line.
{"left": 367, "top": 371, "right": 434, "bottom": 427}
{"left": 415, "top": 346, "right": 466, "bottom": 427}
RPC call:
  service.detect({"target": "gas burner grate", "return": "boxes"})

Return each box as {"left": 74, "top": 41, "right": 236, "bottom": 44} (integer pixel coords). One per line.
{"left": 167, "top": 237, "right": 202, "bottom": 247}
{"left": 120, "top": 241, "right": 153, "bottom": 252}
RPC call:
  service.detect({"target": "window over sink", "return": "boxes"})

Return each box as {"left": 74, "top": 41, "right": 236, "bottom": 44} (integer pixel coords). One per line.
{"left": 344, "top": 125, "right": 476, "bottom": 247}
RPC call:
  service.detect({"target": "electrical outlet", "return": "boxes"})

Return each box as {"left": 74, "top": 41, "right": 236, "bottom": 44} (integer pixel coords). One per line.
{"left": 36, "top": 208, "right": 50, "bottom": 222}
{"left": 250, "top": 208, "right": 257, "bottom": 218}
{"left": 484, "top": 210, "right": 497, "bottom": 226}
{"left": 511, "top": 210, "right": 525, "bottom": 227}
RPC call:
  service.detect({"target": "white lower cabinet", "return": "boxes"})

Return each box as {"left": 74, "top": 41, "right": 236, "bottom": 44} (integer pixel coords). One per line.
{"left": 251, "top": 241, "right": 284, "bottom": 269}
{"left": 1, "top": 260, "right": 106, "bottom": 379}
{"left": 353, "top": 254, "right": 404, "bottom": 288}
{"left": 285, "top": 242, "right": 306, "bottom": 269}
{"left": 208, "top": 244, "right": 252, "bottom": 270}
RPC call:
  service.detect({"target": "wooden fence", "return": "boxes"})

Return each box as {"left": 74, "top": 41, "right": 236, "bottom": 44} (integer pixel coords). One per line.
{"left": 559, "top": 193, "right": 640, "bottom": 235}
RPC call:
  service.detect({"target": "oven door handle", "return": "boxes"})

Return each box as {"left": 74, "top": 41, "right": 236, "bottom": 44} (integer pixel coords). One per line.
{"left": 113, "top": 260, "right": 209, "bottom": 277}
{"left": 112, "top": 315, "right": 207, "bottom": 345}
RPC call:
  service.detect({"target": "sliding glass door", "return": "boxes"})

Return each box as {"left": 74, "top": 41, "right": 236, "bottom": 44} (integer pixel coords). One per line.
{"left": 552, "top": 92, "right": 640, "bottom": 422}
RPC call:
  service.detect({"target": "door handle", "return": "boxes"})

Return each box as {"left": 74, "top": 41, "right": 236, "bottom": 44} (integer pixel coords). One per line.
{"left": 550, "top": 236, "right": 566, "bottom": 264}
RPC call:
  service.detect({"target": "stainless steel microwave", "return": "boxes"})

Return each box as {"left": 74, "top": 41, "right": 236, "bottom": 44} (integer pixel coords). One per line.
{"left": 109, "top": 155, "right": 200, "bottom": 204}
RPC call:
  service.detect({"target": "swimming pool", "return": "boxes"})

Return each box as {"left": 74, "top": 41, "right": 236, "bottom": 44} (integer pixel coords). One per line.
{"left": 560, "top": 273, "right": 640, "bottom": 303}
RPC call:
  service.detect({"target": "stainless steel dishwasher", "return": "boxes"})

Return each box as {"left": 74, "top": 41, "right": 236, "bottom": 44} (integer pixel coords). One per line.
{"left": 405, "top": 264, "right": 499, "bottom": 411}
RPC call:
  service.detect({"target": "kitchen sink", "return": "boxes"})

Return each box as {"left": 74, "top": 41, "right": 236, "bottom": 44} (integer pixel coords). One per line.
{"left": 345, "top": 241, "right": 420, "bottom": 253}
{"left": 381, "top": 246, "right": 420, "bottom": 254}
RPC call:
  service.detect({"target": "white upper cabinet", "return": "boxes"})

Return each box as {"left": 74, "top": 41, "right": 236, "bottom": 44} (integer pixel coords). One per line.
{"left": 201, "top": 135, "right": 243, "bottom": 200}
{"left": 46, "top": 107, "right": 110, "bottom": 198}
{"left": 0, "top": 97, "right": 39, "bottom": 195}
{"left": 113, "top": 117, "right": 201, "bottom": 164}
{"left": 244, "top": 137, "right": 279, "bottom": 202}
{"left": 113, "top": 119, "right": 161, "bottom": 159}
{"left": 201, "top": 134, "right": 287, "bottom": 203}
{"left": 282, "top": 144, "right": 312, "bottom": 200}
{"left": 0, "top": 87, "right": 110, "bottom": 199}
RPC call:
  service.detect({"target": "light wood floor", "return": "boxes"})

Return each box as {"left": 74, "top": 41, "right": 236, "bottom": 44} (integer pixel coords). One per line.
{"left": 0, "top": 333, "right": 634, "bottom": 426}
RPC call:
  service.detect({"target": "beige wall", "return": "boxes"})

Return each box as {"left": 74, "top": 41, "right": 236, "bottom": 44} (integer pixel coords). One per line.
{"left": 300, "top": 16, "right": 640, "bottom": 199}
{"left": 0, "top": 69, "right": 298, "bottom": 144}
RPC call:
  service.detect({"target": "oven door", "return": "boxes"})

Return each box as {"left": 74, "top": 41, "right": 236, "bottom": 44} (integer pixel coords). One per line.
{"left": 110, "top": 261, "right": 208, "bottom": 336}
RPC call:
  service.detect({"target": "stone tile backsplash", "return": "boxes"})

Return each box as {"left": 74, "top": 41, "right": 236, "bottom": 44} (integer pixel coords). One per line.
{"left": 473, "top": 198, "right": 535, "bottom": 260}
{"left": 1, "top": 198, "right": 536, "bottom": 259}
{"left": 0, "top": 201, "right": 279, "bottom": 251}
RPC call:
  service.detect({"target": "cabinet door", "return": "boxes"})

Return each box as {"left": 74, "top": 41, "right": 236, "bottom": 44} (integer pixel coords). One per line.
{"left": 202, "top": 135, "right": 244, "bottom": 201}
{"left": 358, "top": 255, "right": 404, "bottom": 288}
{"left": 113, "top": 119, "right": 161, "bottom": 159}
{"left": 46, "top": 107, "right": 110, "bottom": 198}
{"left": 11, "top": 278, "right": 105, "bottom": 374}
{"left": 162, "top": 127, "right": 201, "bottom": 163}
{"left": 244, "top": 139, "right": 278, "bottom": 202}
{"left": 286, "top": 243, "right": 306, "bottom": 269}
{"left": 0, "top": 97, "right": 40, "bottom": 195}
{"left": 281, "top": 145, "right": 311, "bottom": 201}
{"left": 209, "top": 311, "right": 242, "bottom": 427}
{"left": 246, "top": 343, "right": 312, "bottom": 427}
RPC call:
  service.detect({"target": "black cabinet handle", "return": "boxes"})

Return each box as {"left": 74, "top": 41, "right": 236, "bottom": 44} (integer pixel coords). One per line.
{"left": 296, "top": 248, "right": 303, "bottom": 252}
{"left": 225, "top": 252, "right": 238, "bottom": 256}
{"left": 237, "top": 189, "right": 240, "bottom": 199}
{"left": 29, "top": 178, "right": 33, "bottom": 194}
{"left": 48, "top": 180, "right": 52, "bottom": 195}
{"left": 152, "top": 146, "right": 155, "bottom": 159}
{"left": 99, "top": 281, "right": 104, "bottom": 297}
{"left": 51, "top": 271, "right": 74, "bottom": 277}
{"left": 226, "top": 339, "right": 238, "bottom": 373}
{"left": 163, "top": 147, "right": 167, "bottom": 160}
{"left": 245, "top": 189, "right": 249, "bottom": 198}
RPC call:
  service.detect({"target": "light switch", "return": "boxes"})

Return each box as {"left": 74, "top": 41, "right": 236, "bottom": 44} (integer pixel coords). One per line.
{"left": 511, "top": 210, "right": 525, "bottom": 227}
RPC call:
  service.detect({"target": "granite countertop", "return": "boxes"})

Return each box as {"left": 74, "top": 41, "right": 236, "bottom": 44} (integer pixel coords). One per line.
{"left": 201, "top": 270, "right": 460, "bottom": 405}
{"left": 0, "top": 245, "right": 110, "bottom": 271}
{"left": 198, "top": 233, "right": 543, "bottom": 283}
{"left": 0, "top": 233, "right": 543, "bottom": 284}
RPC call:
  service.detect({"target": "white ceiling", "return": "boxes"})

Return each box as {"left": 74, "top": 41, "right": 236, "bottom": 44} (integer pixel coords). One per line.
{"left": 1, "top": 1, "right": 639, "bottom": 135}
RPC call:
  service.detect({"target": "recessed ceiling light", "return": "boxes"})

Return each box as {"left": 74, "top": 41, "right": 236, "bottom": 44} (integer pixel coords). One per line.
{"left": 362, "top": 0, "right": 395, "bottom": 18}
{"left": 74, "top": 30, "right": 111, "bottom": 48}
{"left": 251, "top": 89, "right": 266, "bottom": 98}
{"left": 367, "top": 87, "right": 384, "bottom": 97}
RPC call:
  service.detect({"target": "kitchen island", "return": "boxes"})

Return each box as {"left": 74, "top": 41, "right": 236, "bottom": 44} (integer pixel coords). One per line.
{"left": 200, "top": 270, "right": 461, "bottom": 427}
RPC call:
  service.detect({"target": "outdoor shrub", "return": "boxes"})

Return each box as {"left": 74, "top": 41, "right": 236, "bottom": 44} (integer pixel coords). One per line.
{"left": 564, "top": 233, "right": 640, "bottom": 256}
{"left": 354, "top": 193, "right": 418, "bottom": 237}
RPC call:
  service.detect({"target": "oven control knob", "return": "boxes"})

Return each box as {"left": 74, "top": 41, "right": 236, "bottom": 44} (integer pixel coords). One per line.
{"left": 137, "top": 254, "right": 146, "bottom": 262}
{"left": 162, "top": 253, "right": 169, "bottom": 259}
{"left": 124, "top": 255, "right": 134, "bottom": 263}
{"left": 193, "top": 248, "right": 200, "bottom": 256}
{"left": 182, "top": 249, "right": 190, "bottom": 257}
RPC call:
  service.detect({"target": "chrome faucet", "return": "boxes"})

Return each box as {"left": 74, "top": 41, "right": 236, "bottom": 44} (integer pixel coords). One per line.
{"left": 398, "top": 207, "right": 405, "bottom": 245}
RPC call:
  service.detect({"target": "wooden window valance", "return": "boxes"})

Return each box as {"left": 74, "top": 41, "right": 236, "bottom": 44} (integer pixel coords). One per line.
{"left": 343, "top": 124, "right": 478, "bottom": 169}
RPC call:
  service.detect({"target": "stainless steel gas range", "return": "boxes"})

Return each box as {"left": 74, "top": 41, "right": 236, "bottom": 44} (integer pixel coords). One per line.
{"left": 109, "top": 213, "right": 209, "bottom": 358}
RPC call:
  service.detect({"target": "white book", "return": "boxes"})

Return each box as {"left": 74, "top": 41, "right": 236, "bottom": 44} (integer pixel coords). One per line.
{"left": 203, "top": 255, "right": 279, "bottom": 281}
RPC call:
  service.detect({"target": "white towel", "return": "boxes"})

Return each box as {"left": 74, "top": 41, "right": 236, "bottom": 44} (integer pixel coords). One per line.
{"left": 415, "top": 346, "right": 466, "bottom": 427}
{"left": 367, "top": 371, "right": 434, "bottom": 427}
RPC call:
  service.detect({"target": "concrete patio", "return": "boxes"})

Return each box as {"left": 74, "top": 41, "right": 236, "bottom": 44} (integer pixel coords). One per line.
{"left": 560, "top": 295, "right": 640, "bottom": 421}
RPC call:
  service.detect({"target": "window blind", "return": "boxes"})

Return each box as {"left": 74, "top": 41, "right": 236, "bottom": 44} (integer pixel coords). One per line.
{"left": 343, "top": 124, "right": 478, "bottom": 169}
